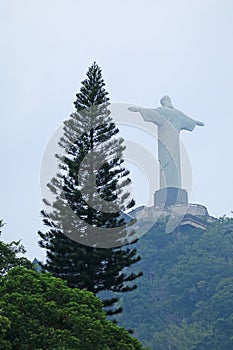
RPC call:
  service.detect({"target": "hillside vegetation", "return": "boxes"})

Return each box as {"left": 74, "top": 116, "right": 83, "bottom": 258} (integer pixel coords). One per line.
{"left": 115, "top": 217, "right": 233, "bottom": 349}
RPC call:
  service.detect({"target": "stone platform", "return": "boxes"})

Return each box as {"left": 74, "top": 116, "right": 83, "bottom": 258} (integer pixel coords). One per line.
{"left": 154, "top": 187, "right": 188, "bottom": 206}
{"left": 129, "top": 203, "right": 210, "bottom": 221}
{"left": 127, "top": 201, "right": 216, "bottom": 232}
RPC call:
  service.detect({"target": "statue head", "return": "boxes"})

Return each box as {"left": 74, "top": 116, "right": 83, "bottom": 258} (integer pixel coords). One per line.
{"left": 160, "top": 95, "right": 173, "bottom": 108}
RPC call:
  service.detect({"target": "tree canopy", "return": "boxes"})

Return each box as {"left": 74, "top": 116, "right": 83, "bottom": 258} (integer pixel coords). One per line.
{"left": 0, "top": 267, "right": 145, "bottom": 350}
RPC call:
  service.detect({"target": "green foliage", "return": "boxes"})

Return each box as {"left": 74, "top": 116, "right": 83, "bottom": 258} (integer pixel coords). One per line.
{"left": 0, "top": 240, "right": 32, "bottom": 272}
{"left": 0, "top": 315, "right": 11, "bottom": 349}
{"left": 153, "top": 322, "right": 209, "bottom": 350}
{"left": 0, "top": 267, "right": 145, "bottom": 350}
{"left": 0, "top": 220, "right": 32, "bottom": 273}
{"left": 113, "top": 218, "right": 233, "bottom": 349}
{"left": 38, "top": 62, "right": 141, "bottom": 315}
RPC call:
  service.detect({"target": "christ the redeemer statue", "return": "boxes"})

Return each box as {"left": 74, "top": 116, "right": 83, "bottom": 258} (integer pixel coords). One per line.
{"left": 128, "top": 96, "right": 204, "bottom": 205}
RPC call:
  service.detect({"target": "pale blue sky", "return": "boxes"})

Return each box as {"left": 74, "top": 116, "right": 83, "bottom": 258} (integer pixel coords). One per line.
{"left": 1, "top": 0, "right": 233, "bottom": 259}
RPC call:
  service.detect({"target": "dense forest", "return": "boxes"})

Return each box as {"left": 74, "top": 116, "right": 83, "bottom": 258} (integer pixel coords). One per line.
{"left": 110, "top": 216, "right": 233, "bottom": 349}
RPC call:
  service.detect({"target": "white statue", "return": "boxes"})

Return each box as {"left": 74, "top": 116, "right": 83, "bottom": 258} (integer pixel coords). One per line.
{"left": 128, "top": 96, "right": 204, "bottom": 189}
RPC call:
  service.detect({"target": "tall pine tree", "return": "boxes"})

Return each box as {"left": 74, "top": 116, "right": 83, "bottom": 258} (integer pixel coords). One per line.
{"left": 38, "top": 62, "right": 142, "bottom": 314}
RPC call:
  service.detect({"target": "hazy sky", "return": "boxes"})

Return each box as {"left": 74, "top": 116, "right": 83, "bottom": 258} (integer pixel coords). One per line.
{"left": 1, "top": 0, "right": 233, "bottom": 260}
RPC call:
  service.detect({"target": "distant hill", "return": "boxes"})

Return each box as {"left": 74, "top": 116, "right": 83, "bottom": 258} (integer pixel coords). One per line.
{"left": 110, "top": 216, "right": 233, "bottom": 349}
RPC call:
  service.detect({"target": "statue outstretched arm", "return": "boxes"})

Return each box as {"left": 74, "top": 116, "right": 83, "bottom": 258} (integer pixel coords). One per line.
{"left": 128, "top": 106, "right": 164, "bottom": 126}
{"left": 178, "top": 110, "right": 205, "bottom": 131}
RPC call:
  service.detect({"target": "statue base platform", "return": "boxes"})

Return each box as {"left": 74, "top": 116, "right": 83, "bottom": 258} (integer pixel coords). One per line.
{"left": 154, "top": 187, "right": 188, "bottom": 207}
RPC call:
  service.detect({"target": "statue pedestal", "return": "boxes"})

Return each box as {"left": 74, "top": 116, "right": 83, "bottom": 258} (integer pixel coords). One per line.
{"left": 154, "top": 187, "right": 188, "bottom": 207}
